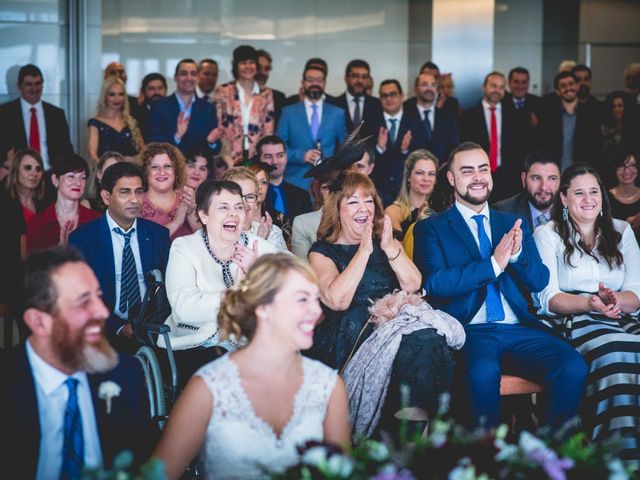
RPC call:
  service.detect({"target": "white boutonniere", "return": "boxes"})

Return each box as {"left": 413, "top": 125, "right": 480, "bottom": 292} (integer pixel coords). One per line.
{"left": 98, "top": 381, "right": 121, "bottom": 414}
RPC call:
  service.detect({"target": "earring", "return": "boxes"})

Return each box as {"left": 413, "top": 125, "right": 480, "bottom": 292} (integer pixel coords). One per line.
{"left": 562, "top": 205, "right": 569, "bottom": 222}
{"left": 600, "top": 210, "right": 604, "bottom": 218}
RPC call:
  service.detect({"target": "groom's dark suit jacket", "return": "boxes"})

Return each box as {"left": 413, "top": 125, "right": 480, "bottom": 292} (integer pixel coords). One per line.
{"left": 0, "top": 345, "right": 157, "bottom": 479}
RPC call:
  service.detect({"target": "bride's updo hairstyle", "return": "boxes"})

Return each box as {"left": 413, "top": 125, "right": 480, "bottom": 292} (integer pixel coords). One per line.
{"left": 218, "top": 253, "right": 318, "bottom": 341}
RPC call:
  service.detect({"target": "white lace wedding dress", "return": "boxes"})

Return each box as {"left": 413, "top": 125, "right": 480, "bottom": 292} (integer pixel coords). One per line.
{"left": 195, "top": 354, "right": 338, "bottom": 479}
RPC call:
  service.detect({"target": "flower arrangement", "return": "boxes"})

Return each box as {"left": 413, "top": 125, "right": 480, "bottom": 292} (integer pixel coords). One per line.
{"left": 272, "top": 395, "right": 634, "bottom": 480}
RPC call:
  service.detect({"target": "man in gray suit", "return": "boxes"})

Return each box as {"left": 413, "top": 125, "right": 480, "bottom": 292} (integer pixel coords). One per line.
{"left": 492, "top": 151, "right": 560, "bottom": 230}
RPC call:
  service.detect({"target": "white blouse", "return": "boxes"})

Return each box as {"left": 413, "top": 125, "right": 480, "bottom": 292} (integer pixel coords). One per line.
{"left": 533, "top": 219, "right": 640, "bottom": 316}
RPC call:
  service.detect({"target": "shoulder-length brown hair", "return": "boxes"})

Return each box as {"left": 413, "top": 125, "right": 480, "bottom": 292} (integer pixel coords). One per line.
{"left": 5, "top": 148, "right": 45, "bottom": 201}
{"left": 317, "top": 172, "right": 384, "bottom": 243}
{"left": 139, "top": 142, "right": 186, "bottom": 191}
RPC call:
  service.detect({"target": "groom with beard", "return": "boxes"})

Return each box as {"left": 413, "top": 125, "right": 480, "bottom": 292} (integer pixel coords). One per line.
{"left": 0, "top": 247, "right": 156, "bottom": 480}
{"left": 412, "top": 142, "right": 587, "bottom": 430}
{"left": 492, "top": 150, "right": 561, "bottom": 230}
{"left": 276, "top": 64, "right": 347, "bottom": 190}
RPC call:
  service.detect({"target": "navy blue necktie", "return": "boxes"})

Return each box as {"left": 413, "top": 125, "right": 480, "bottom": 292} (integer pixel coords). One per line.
{"left": 388, "top": 118, "right": 398, "bottom": 145}
{"left": 114, "top": 227, "right": 141, "bottom": 314}
{"left": 472, "top": 215, "right": 505, "bottom": 322}
{"left": 423, "top": 110, "right": 432, "bottom": 142}
{"left": 61, "top": 378, "right": 84, "bottom": 480}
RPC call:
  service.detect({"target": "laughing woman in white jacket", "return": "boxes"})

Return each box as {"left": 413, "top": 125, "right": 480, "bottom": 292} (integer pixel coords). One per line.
{"left": 159, "top": 179, "right": 276, "bottom": 386}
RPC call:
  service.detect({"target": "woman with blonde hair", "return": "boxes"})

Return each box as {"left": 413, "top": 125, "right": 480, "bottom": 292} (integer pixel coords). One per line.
{"left": 88, "top": 75, "right": 144, "bottom": 163}
{"left": 140, "top": 142, "right": 197, "bottom": 240}
{"left": 385, "top": 149, "right": 438, "bottom": 240}
{"left": 223, "top": 167, "right": 287, "bottom": 252}
{"left": 154, "top": 253, "right": 349, "bottom": 479}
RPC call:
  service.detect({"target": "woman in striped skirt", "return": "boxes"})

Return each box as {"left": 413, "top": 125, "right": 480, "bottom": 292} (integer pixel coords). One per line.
{"left": 533, "top": 163, "right": 640, "bottom": 465}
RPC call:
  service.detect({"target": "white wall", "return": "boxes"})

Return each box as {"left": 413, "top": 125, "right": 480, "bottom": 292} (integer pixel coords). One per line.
{"left": 101, "top": 0, "right": 411, "bottom": 98}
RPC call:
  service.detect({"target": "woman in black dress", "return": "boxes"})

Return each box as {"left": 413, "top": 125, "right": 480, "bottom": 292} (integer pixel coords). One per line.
{"left": 307, "top": 172, "right": 455, "bottom": 433}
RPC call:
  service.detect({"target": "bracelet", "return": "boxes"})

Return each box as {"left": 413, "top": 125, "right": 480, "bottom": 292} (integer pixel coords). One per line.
{"left": 388, "top": 247, "right": 402, "bottom": 261}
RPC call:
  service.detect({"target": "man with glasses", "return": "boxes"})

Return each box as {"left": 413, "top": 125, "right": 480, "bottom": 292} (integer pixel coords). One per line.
{"left": 276, "top": 65, "right": 346, "bottom": 190}
{"left": 328, "top": 59, "right": 384, "bottom": 143}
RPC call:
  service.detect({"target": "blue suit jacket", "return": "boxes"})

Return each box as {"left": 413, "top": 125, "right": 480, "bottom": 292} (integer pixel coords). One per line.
{"left": 277, "top": 101, "right": 347, "bottom": 190}
{"left": 0, "top": 346, "right": 156, "bottom": 479}
{"left": 413, "top": 206, "right": 549, "bottom": 330}
{"left": 148, "top": 93, "right": 220, "bottom": 154}
{"left": 69, "top": 216, "right": 171, "bottom": 334}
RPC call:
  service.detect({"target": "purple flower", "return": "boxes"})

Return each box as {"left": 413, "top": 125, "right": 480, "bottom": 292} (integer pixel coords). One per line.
{"left": 372, "top": 470, "right": 416, "bottom": 480}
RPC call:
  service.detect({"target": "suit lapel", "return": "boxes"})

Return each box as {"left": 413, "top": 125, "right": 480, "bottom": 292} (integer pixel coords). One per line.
{"left": 14, "top": 346, "right": 41, "bottom": 477}
{"left": 14, "top": 100, "right": 28, "bottom": 147}
{"left": 447, "top": 207, "right": 481, "bottom": 259}
{"left": 88, "top": 374, "right": 108, "bottom": 460}
{"left": 137, "top": 220, "right": 152, "bottom": 275}
{"left": 98, "top": 217, "right": 117, "bottom": 305}
{"left": 489, "top": 208, "right": 508, "bottom": 247}
{"left": 477, "top": 107, "right": 490, "bottom": 147}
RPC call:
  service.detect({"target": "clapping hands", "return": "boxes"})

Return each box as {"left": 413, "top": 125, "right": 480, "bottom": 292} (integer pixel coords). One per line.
{"left": 493, "top": 219, "right": 522, "bottom": 270}
{"left": 590, "top": 282, "right": 621, "bottom": 318}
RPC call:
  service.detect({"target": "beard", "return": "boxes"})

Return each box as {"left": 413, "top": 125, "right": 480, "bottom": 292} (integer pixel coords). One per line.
{"left": 527, "top": 190, "right": 554, "bottom": 211}
{"left": 457, "top": 183, "right": 491, "bottom": 205}
{"left": 305, "top": 86, "right": 323, "bottom": 100}
{"left": 52, "top": 316, "right": 119, "bottom": 374}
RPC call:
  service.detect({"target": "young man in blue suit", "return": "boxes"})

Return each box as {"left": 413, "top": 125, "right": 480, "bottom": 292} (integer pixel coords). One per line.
{"left": 0, "top": 247, "right": 156, "bottom": 479}
{"left": 69, "top": 163, "right": 170, "bottom": 352}
{"left": 413, "top": 142, "right": 587, "bottom": 430}
{"left": 148, "top": 58, "right": 221, "bottom": 155}
{"left": 277, "top": 64, "right": 347, "bottom": 190}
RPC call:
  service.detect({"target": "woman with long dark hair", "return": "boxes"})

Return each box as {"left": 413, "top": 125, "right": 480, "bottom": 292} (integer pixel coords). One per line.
{"left": 533, "top": 163, "right": 640, "bottom": 464}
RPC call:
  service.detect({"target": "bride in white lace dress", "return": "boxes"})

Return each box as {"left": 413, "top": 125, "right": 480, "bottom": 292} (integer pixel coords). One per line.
{"left": 153, "top": 254, "right": 350, "bottom": 479}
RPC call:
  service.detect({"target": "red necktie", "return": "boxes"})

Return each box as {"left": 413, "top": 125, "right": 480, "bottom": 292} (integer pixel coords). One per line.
{"left": 29, "top": 107, "right": 41, "bottom": 153}
{"left": 489, "top": 106, "right": 498, "bottom": 172}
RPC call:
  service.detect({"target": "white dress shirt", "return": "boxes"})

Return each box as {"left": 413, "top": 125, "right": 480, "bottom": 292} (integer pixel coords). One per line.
{"left": 416, "top": 103, "right": 436, "bottom": 130}
{"left": 105, "top": 211, "right": 145, "bottom": 319}
{"left": 455, "top": 201, "right": 520, "bottom": 324}
{"left": 345, "top": 91, "right": 364, "bottom": 123}
{"left": 21, "top": 98, "right": 50, "bottom": 170}
{"left": 481, "top": 99, "right": 502, "bottom": 167}
{"left": 377, "top": 111, "right": 404, "bottom": 154}
{"left": 26, "top": 340, "right": 103, "bottom": 480}
{"left": 304, "top": 97, "right": 324, "bottom": 126}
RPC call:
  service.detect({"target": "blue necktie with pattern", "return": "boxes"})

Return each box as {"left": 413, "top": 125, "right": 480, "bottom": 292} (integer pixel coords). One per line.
{"left": 61, "top": 378, "right": 84, "bottom": 480}
{"left": 388, "top": 118, "right": 398, "bottom": 145}
{"left": 114, "top": 227, "right": 141, "bottom": 314}
{"left": 472, "top": 215, "right": 505, "bottom": 322}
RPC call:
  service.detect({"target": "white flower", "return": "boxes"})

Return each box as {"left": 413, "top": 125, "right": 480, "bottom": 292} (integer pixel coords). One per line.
{"left": 367, "top": 441, "right": 390, "bottom": 461}
{"left": 98, "top": 381, "right": 121, "bottom": 414}
{"left": 518, "top": 431, "right": 547, "bottom": 455}
{"left": 607, "top": 458, "right": 629, "bottom": 480}
{"left": 325, "top": 454, "right": 354, "bottom": 478}
{"left": 301, "top": 446, "right": 327, "bottom": 467}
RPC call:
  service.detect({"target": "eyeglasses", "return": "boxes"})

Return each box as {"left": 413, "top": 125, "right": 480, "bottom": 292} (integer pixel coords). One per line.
{"left": 23, "top": 164, "right": 43, "bottom": 172}
{"left": 617, "top": 164, "right": 638, "bottom": 172}
{"left": 348, "top": 73, "right": 370, "bottom": 80}
{"left": 242, "top": 193, "right": 258, "bottom": 203}
{"left": 380, "top": 92, "right": 400, "bottom": 99}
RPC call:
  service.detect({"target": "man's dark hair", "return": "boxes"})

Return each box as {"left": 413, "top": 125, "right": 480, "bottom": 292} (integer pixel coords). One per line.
{"left": 174, "top": 58, "right": 197, "bottom": 77}
{"left": 198, "top": 58, "right": 218, "bottom": 70}
{"left": 100, "top": 162, "right": 145, "bottom": 194}
{"left": 522, "top": 150, "right": 559, "bottom": 173}
{"left": 21, "top": 247, "right": 84, "bottom": 315}
{"left": 305, "top": 58, "right": 328, "bottom": 76}
{"left": 484, "top": 71, "right": 505, "bottom": 85}
{"left": 142, "top": 72, "right": 167, "bottom": 90}
{"left": 18, "top": 64, "right": 43, "bottom": 86}
{"left": 256, "top": 135, "right": 285, "bottom": 156}
{"left": 420, "top": 61, "right": 440, "bottom": 74}
{"left": 345, "top": 59, "right": 370, "bottom": 77}
{"left": 256, "top": 49, "right": 272, "bottom": 63}
{"left": 196, "top": 179, "right": 242, "bottom": 214}
{"left": 379, "top": 79, "right": 403, "bottom": 95}
{"left": 571, "top": 64, "right": 591, "bottom": 78}
{"left": 554, "top": 71, "right": 576, "bottom": 89}
{"left": 302, "top": 65, "right": 326, "bottom": 81}
{"left": 508, "top": 67, "right": 530, "bottom": 81}
{"left": 447, "top": 141, "right": 484, "bottom": 170}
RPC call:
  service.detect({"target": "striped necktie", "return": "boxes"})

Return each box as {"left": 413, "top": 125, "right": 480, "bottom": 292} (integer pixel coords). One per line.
{"left": 60, "top": 378, "right": 84, "bottom": 480}
{"left": 114, "top": 227, "right": 141, "bottom": 314}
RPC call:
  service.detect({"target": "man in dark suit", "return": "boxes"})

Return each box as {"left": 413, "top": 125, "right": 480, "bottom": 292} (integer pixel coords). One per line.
{"left": 327, "top": 59, "right": 385, "bottom": 143}
{"left": 70, "top": 163, "right": 170, "bottom": 352}
{"left": 0, "top": 64, "right": 74, "bottom": 170}
{"left": 493, "top": 150, "right": 560, "bottom": 230}
{"left": 460, "top": 71, "right": 521, "bottom": 201}
{"left": 277, "top": 64, "right": 347, "bottom": 190}
{"left": 413, "top": 142, "right": 587, "bottom": 430}
{"left": 505, "top": 67, "right": 542, "bottom": 116}
{"left": 148, "top": 58, "right": 221, "bottom": 156}
{"left": 257, "top": 135, "right": 312, "bottom": 222}
{"left": 373, "top": 79, "right": 430, "bottom": 204}
{"left": 0, "top": 247, "right": 156, "bottom": 479}
{"left": 404, "top": 61, "right": 461, "bottom": 122}
{"left": 536, "top": 71, "right": 603, "bottom": 172}
{"left": 134, "top": 72, "right": 167, "bottom": 143}
{"left": 196, "top": 58, "right": 218, "bottom": 102}
{"left": 256, "top": 49, "right": 286, "bottom": 125}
